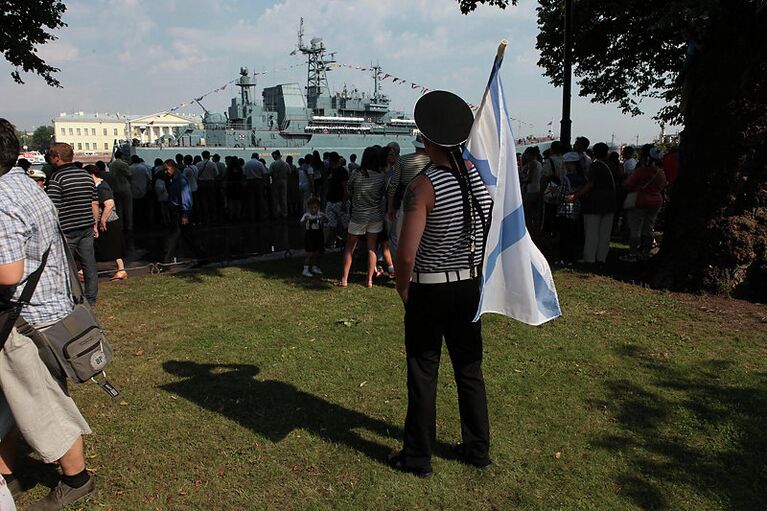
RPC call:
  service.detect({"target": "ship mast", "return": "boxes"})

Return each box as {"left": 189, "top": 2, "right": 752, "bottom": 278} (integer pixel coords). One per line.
{"left": 371, "top": 63, "right": 382, "bottom": 103}
{"left": 236, "top": 66, "right": 256, "bottom": 106}
{"left": 297, "top": 18, "right": 335, "bottom": 110}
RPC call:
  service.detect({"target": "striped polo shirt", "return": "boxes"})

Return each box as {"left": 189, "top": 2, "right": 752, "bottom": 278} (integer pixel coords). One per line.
{"left": 47, "top": 164, "right": 98, "bottom": 233}
{"left": 414, "top": 166, "right": 493, "bottom": 273}
{"left": 348, "top": 169, "right": 386, "bottom": 224}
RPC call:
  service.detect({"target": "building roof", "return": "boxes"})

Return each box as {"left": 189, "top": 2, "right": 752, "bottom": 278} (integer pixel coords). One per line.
{"left": 130, "top": 112, "right": 201, "bottom": 125}
{"left": 54, "top": 112, "right": 139, "bottom": 123}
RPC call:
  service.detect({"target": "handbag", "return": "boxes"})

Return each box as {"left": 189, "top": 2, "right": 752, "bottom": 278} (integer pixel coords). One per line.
{"left": 0, "top": 248, "right": 50, "bottom": 349}
{"left": 623, "top": 168, "right": 660, "bottom": 210}
{"left": 623, "top": 191, "right": 638, "bottom": 209}
{"left": 543, "top": 178, "right": 561, "bottom": 205}
{"left": 23, "top": 229, "right": 121, "bottom": 399}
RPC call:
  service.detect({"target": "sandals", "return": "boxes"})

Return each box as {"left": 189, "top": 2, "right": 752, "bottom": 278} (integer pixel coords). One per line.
{"left": 387, "top": 451, "right": 433, "bottom": 478}
{"left": 334, "top": 281, "right": 348, "bottom": 288}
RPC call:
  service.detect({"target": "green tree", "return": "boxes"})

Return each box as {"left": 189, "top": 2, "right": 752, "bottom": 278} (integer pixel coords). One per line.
{"left": 459, "top": 0, "right": 767, "bottom": 299}
{"left": 30, "top": 126, "right": 54, "bottom": 152}
{"left": 0, "top": 0, "right": 68, "bottom": 86}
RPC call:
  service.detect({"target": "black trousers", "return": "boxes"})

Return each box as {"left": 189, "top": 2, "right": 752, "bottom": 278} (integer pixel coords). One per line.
{"left": 197, "top": 181, "right": 216, "bottom": 224}
{"left": 403, "top": 278, "right": 490, "bottom": 470}
{"left": 163, "top": 210, "right": 198, "bottom": 263}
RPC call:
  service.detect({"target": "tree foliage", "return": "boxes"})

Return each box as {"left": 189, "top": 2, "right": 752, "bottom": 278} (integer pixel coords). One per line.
{"left": 0, "top": 0, "right": 67, "bottom": 87}
{"left": 457, "top": 0, "right": 513, "bottom": 14}
{"left": 461, "top": 0, "right": 767, "bottom": 298}
{"left": 31, "top": 126, "right": 54, "bottom": 152}
{"left": 535, "top": 0, "right": 731, "bottom": 124}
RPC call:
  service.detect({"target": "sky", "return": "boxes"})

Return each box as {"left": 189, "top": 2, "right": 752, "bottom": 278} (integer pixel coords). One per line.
{"left": 1, "top": 0, "right": 670, "bottom": 144}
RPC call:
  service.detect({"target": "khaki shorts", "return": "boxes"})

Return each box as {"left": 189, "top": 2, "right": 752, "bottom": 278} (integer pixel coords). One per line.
{"left": 0, "top": 327, "right": 91, "bottom": 463}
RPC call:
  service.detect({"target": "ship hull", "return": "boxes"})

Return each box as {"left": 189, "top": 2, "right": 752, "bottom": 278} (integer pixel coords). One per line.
{"left": 131, "top": 133, "right": 551, "bottom": 162}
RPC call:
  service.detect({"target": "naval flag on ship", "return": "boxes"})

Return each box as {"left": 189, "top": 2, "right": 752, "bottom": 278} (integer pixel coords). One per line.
{"left": 464, "top": 41, "right": 561, "bottom": 326}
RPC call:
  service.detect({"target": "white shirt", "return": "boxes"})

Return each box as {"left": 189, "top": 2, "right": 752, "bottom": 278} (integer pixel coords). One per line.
{"left": 298, "top": 163, "right": 314, "bottom": 191}
{"left": 623, "top": 157, "right": 638, "bottom": 174}
{"left": 243, "top": 158, "right": 266, "bottom": 180}
{"left": 526, "top": 160, "right": 543, "bottom": 193}
{"left": 195, "top": 158, "right": 219, "bottom": 181}
{"left": 182, "top": 165, "right": 198, "bottom": 192}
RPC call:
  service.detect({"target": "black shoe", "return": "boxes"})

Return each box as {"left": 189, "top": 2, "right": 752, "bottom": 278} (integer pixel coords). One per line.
{"left": 387, "top": 451, "right": 433, "bottom": 478}
{"left": 452, "top": 443, "right": 493, "bottom": 469}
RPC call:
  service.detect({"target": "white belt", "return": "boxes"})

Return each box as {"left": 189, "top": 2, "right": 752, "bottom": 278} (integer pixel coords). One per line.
{"left": 411, "top": 268, "right": 477, "bottom": 284}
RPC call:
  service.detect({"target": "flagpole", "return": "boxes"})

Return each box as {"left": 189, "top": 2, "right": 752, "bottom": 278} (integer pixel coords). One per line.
{"left": 497, "top": 39, "right": 508, "bottom": 59}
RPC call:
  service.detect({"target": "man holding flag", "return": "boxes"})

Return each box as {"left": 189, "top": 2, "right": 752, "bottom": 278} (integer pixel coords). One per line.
{"left": 390, "top": 42, "right": 560, "bottom": 477}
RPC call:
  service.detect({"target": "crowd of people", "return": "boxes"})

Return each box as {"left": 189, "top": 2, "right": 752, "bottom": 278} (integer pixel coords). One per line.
{"left": 518, "top": 136, "right": 677, "bottom": 266}
{"left": 12, "top": 132, "right": 679, "bottom": 294}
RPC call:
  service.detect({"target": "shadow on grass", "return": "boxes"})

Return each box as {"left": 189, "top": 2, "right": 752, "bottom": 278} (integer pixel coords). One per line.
{"left": 590, "top": 345, "right": 767, "bottom": 509}
{"left": 159, "top": 361, "right": 446, "bottom": 466}
{"left": 14, "top": 447, "right": 60, "bottom": 492}
{"left": 166, "top": 252, "right": 396, "bottom": 291}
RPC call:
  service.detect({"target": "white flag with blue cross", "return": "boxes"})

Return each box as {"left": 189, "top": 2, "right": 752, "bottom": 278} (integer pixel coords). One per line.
{"left": 463, "top": 41, "right": 561, "bottom": 326}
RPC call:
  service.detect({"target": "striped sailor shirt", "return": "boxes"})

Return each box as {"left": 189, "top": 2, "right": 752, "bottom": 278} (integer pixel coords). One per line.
{"left": 46, "top": 163, "right": 98, "bottom": 233}
{"left": 348, "top": 169, "right": 386, "bottom": 224}
{"left": 414, "top": 166, "right": 493, "bottom": 273}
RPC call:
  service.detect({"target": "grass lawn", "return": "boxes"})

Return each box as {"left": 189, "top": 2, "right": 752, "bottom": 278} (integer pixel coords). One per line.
{"left": 15, "top": 258, "right": 767, "bottom": 510}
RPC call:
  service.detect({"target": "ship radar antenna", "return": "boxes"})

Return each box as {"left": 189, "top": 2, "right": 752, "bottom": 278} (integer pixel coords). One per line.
{"left": 299, "top": 22, "right": 335, "bottom": 111}
{"left": 236, "top": 66, "right": 256, "bottom": 106}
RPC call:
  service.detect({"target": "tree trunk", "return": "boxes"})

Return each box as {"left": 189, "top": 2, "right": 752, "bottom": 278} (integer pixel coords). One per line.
{"left": 652, "top": 3, "right": 767, "bottom": 301}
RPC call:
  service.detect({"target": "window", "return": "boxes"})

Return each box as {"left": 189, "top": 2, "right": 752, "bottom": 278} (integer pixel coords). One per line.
{"left": 91, "top": 128, "right": 96, "bottom": 136}
{"left": 104, "top": 143, "right": 108, "bottom": 150}
{"left": 76, "top": 128, "right": 81, "bottom": 135}
{"left": 85, "top": 143, "right": 89, "bottom": 150}
{"left": 77, "top": 143, "right": 82, "bottom": 150}
{"left": 60, "top": 127, "right": 65, "bottom": 135}
{"left": 113, "top": 128, "right": 118, "bottom": 136}
{"left": 68, "top": 128, "right": 73, "bottom": 135}
{"left": 103, "top": 128, "right": 107, "bottom": 136}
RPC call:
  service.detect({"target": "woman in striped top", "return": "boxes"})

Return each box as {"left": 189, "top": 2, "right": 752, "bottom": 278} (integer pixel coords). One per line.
{"left": 388, "top": 91, "right": 493, "bottom": 478}
{"left": 337, "top": 146, "right": 387, "bottom": 287}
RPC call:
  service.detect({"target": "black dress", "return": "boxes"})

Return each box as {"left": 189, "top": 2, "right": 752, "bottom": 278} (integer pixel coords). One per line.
{"left": 95, "top": 181, "right": 124, "bottom": 262}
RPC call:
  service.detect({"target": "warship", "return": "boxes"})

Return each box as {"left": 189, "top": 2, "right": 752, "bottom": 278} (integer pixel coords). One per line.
{"left": 126, "top": 20, "right": 552, "bottom": 162}
{"left": 127, "top": 21, "right": 420, "bottom": 162}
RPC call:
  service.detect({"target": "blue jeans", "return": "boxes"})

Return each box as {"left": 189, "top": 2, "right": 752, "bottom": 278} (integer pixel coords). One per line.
{"left": 65, "top": 227, "right": 98, "bottom": 304}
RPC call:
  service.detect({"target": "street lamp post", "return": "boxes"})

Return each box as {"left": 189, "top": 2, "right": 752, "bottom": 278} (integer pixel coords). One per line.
{"left": 560, "top": 0, "right": 574, "bottom": 148}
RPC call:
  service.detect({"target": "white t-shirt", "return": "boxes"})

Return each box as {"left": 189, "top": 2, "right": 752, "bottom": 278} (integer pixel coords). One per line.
{"left": 526, "top": 160, "right": 543, "bottom": 193}
{"left": 623, "top": 157, "right": 638, "bottom": 174}
{"left": 542, "top": 155, "right": 563, "bottom": 179}
{"left": 300, "top": 211, "right": 326, "bottom": 230}
{"left": 182, "top": 165, "right": 198, "bottom": 192}
{"left": 298, "top": 163, "right": 314, "bottom": 191}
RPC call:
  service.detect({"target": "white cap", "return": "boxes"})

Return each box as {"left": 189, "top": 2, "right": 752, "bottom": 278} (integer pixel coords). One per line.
{"left": 26, "top": 168, "right": 46, "bottom": 180}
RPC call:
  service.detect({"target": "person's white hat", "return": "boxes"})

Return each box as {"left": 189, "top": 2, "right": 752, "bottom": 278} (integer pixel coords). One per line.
{"left": 26, "top": 168, "right": 46, "bottom": 180}
{"left": 562, "top": 151, "right": 580, "bottom": 163}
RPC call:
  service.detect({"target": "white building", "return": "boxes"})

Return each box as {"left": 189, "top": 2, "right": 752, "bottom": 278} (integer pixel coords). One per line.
{"left": 127, "top": 112, "right": 200, "bottom": 145}
{"left": 53, "top": 112, "right": 135, "bottom": 156}
{"left": 53, "top": 111, "right": 200, "bottom": 156}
